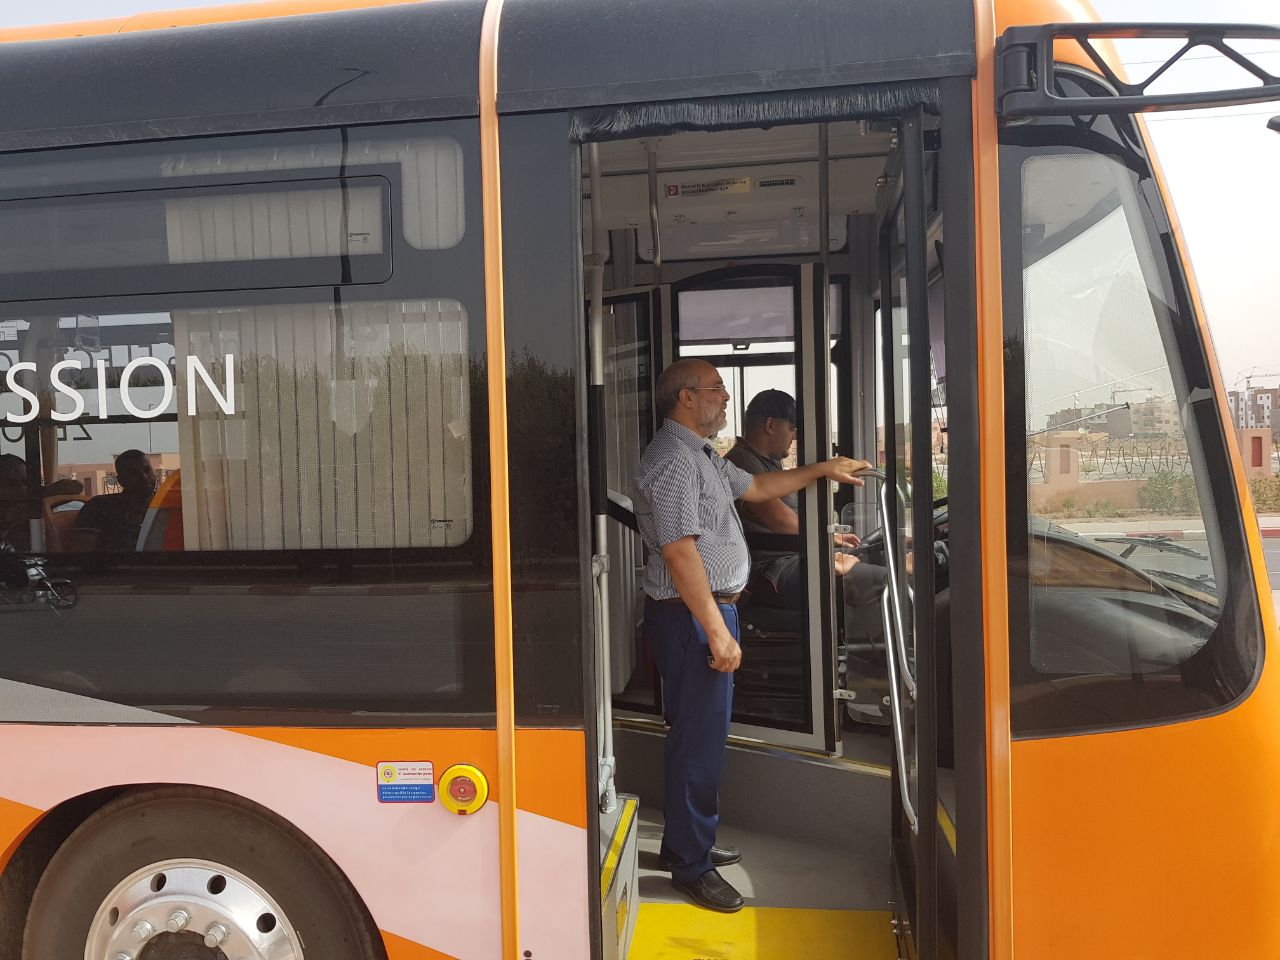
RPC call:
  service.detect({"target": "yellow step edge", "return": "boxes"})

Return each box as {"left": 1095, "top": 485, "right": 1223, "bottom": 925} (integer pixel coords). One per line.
{"left": 630, "top": 903, "right": 897, "bottom": 960}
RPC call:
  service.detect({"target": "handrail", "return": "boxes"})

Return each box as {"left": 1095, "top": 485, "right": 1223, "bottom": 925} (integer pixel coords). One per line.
{"left": 852, "top": 468, "right": 920, "bottom": 833}
{"left": 592, "top": 553, "right": 617, "bottom": 813}
{"left": 881, "top": 589, "right": 918, "bottom": 834}
{"left": 874, "top": 472, "right": 918, "bottom": 701}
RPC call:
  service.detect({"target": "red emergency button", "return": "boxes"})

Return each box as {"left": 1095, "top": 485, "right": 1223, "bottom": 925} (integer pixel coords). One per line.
{"left": 449, "top": 776, "right": 478, "bottom": 804}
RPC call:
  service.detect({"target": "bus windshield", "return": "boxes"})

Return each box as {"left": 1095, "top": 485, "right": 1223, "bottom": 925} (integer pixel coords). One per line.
{"left": 1021, "top": 169, "right": 1219, "bottom": 608}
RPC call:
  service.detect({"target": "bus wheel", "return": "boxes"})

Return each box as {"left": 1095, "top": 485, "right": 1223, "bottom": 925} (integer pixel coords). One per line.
{"left": 22, "top": 788, "right": 383, "bottom": 960}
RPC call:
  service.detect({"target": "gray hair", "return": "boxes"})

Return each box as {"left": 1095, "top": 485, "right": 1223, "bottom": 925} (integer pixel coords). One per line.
{"left": 654, "top": 359, "right": 708, "bottom": 417}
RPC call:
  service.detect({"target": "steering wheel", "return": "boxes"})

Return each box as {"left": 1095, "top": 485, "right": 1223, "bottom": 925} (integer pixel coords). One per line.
{"left": 852, "top": 496, "right": 949, "bottom": 555}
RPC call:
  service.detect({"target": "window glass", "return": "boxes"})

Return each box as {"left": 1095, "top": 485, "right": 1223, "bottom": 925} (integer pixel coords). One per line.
{"left": 498, "top": 112, "right": 586, "bottom": 724}
{"left": 1007, "top": 136, "right": 1258, "bottom": 735}
{"left": 601, "top": 296, "right": 658, "bottom": 714}
{"left": 676, "top": 284, "right": 841, "bottom": 348}
{"left": 603, "top": 299, "right": 653, "bottom": 496}
{"left": 0, "top": 180, "right": 387, "bottom": 275}
{"left": 0, "top": 136, "right": 463, "bottom": 250}
{"left": 0, "top": 121, "right": 497, "bottom": 726}
{"left": 0, "top": 302, "right": 471, "bottom": 552}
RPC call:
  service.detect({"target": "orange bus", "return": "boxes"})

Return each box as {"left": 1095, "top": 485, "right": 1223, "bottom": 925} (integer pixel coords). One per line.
{"left": 0, "top": 2, "right": 1277, "bottom": 958}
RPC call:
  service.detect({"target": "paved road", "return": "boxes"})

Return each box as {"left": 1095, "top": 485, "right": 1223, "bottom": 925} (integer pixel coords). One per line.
{"left": 1267, "top": 540, "right": 1280, "bottom": 592}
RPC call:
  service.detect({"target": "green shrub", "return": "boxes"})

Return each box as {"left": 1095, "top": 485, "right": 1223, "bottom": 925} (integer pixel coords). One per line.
{"left": 1249, "top": 474, "right": 1280, "bottom": 513}
{"left": 1137, "top": 470, "right": 1198, "bottom": 515}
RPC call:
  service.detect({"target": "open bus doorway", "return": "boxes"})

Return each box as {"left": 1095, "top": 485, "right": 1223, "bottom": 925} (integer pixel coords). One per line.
{"left": 581, "top": 111, "right": 960, "bottom": 960}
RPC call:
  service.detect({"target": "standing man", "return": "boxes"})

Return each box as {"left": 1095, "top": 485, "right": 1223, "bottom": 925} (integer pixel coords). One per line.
{"left": 633, "top": 358, "right": 868, "bottom": 912}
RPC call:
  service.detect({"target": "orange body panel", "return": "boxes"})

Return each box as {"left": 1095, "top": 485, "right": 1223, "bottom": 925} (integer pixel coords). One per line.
{"left": 1012, "top": 683, "right": 1280, "bottom": 957}
{"left": 381, "top": 930, "right": 462, "bottom": 960}
{"left": 0, "top": 796, "right": 43, "bottom": 875}
{"left": 0, "top": 724, "right": 589, "bottom": 957}
{"left": 236, "top": 726, "right": 587, "bottom": 828}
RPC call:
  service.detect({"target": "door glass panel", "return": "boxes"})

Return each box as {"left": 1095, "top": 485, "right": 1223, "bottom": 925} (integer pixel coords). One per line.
{"left": 675, "top": 278, "right": 809, "bottom": 729}
{"left": 601, "top": 295, "right": 657, "bottom": 712}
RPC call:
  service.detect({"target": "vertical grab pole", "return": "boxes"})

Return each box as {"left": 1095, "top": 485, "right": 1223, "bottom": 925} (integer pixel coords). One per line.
{"left": 972, "top": 3, "right": 1014, "bottom": 957}
{"left": 819, "top": 123, "right": 830, "bottom": 274}
{"left": 587, "top": 143, "right": 618, "bottom": 814}
{"left": 479, "top": 0, "right": 520, "bottom": 956}
{"left": 646, "top": 141, "right": 663, "bottom": 285}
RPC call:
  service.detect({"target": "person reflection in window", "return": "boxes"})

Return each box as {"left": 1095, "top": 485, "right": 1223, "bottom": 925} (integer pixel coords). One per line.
{"left": 0, "top": 453, "right": 84, "bottom": 552}
{"left": 74, "top": 449, "right": 157, "bottom": 552}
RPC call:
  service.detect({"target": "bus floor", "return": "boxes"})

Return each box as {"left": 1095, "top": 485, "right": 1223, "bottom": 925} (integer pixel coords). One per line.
{"left": 615, "top": 725, "right": 896, "bottom": 960}
{"left": 629, "top": 808, "right": 897, "bottom": 960}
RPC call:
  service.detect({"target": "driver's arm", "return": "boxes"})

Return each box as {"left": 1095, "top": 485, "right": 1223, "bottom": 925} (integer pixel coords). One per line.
{"left": 740, "top": 457, "right": 870, "bottom": 503}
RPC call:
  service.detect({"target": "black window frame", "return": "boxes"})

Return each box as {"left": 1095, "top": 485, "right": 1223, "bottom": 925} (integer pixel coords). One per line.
{"left": 0, "top": 171, "right": 397, "bottom": 302}
{"left": 0, "top": 118, "right": 503, "bottom": 727}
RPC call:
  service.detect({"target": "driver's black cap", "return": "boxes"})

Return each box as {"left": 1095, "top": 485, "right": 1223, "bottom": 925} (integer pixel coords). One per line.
{"left": 745, "top": 389, "right": 796, "bottom": 425}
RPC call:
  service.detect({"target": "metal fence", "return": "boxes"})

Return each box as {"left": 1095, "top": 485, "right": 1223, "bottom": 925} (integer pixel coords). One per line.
{"left": 1027, "top": 437, "right": 1194, "bottom": 484}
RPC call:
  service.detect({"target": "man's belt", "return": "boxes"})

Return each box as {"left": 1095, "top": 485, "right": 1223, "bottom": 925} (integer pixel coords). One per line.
{"left": 650, "top": 592, "right": 741, "bottom": 605}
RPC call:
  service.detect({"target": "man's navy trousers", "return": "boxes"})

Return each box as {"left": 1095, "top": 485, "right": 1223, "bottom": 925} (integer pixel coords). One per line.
{"left": 644, "top": 597, "right": 739, "bottom": 885}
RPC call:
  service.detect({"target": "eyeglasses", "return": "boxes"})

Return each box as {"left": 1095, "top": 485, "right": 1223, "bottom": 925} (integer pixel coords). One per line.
{"left": 686, "top": 385, "right": 729, "bottom": 395}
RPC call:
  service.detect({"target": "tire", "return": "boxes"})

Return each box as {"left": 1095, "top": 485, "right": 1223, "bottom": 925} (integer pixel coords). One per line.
{"left": 43, "top": 579, "right": 77, "bottom": 609}
{"left": 23, "top": 788, "right": 384, "bottom": 960}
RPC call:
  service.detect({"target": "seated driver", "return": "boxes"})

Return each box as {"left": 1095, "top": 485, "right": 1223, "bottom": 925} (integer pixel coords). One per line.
{"left": 726, "top": 390, "right": 884, "bottom": 610}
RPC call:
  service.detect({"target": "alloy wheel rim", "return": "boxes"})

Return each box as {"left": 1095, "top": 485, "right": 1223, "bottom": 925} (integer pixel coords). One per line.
{"left": 85, "top": 857, "right": 303, "bottom": 960}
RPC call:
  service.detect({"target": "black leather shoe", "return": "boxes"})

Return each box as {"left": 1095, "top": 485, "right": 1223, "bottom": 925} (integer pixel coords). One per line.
{"left": 659, "top": 844, "right": 741, "bottom": 871}
{"left": 672, "top": 869, "right": 745, "bottom": 913}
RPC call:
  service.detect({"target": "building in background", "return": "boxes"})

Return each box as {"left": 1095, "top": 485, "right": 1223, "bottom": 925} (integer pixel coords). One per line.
{"left": 1228, "top": 386, "right": 1280, "bottom": 441}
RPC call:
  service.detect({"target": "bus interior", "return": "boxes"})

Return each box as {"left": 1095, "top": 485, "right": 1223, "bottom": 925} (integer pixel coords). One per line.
{"left": 583, "top": 116, "right": 956, "bottom": 958}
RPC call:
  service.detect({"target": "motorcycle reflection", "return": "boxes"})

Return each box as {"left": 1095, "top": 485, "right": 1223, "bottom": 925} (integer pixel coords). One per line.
{"left": 0, "top": 541, "right": 78, "bottom": 612}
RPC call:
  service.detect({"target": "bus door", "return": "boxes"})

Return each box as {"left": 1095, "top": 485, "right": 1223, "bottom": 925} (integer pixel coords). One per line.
{"left": 873, "top": 105, "right": 949, "bottom": 958}
{"left": 669, "top": 263, "right": 841, "bottom": 753}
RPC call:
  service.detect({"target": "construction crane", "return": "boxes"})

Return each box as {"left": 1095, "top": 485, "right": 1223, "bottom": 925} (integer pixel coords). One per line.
{"left": 1234, "top": 367, "right": 1280, "bottom": 391}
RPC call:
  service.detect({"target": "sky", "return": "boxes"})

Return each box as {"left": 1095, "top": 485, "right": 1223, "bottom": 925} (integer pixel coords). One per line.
{"left": 0, "top": 0, "right": 1276, "bottom": 391}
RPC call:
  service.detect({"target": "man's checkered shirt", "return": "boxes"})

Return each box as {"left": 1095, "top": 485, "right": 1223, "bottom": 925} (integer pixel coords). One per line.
{"left": 633, "top": 419, "right": 754, "bottom": 601}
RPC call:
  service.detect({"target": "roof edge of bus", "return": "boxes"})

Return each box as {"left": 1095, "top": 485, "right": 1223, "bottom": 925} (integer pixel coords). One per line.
{"left": 0, "top": 0, "right": 427, "bottom": 44}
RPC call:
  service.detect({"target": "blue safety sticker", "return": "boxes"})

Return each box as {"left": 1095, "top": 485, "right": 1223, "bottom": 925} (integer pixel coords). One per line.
{"left": 376, "top": 761, "right": 436, "bottom": 802}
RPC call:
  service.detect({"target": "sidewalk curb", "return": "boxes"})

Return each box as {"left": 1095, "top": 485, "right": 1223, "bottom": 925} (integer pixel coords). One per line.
{"left": 1120, "top": 528, "right": 1280, "bottom": 540}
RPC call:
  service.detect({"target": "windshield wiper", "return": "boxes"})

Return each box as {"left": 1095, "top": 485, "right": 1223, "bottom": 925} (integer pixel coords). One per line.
{"left": 1144, "top": 568, "right": 1218, "bottom": 600}
{"left": 1090, "top": 534, "right": 1210, "bottom": 563}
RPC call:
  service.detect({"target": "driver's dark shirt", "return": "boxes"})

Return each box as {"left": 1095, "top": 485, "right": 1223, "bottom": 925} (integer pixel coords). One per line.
{"left": 724, "top": 438, "right": 797, "bottom": 577}
{"left": 75, "top": 492, "right": 150, "bottom": 551}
